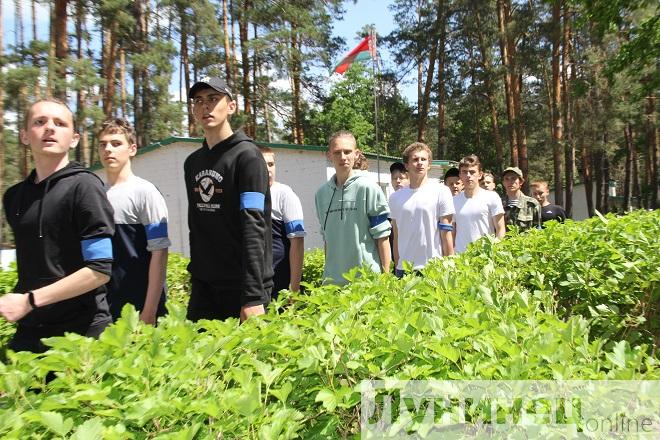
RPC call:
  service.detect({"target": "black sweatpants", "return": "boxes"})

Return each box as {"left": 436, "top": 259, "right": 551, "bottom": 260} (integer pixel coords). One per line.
{"left": 187, "top": 278, "right": 271, "bottom": 322}
{"left": 9, "top": 319, "right": 111, "bottom": 354}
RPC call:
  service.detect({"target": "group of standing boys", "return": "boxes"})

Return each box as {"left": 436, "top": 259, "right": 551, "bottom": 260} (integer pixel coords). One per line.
{"left": 317, "top": 136, "right": 567, "bottom": 284}
{"left": 0, "top": 76, "right": 566, "bottom": 353}
{"left": 0, "top": 77, "right": 280, "bottom": 352}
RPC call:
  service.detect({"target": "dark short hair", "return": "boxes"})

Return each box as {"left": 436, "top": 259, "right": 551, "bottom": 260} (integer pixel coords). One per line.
{"left": 444, "top": 167, "right": 460, "bottom": 180}
{"left": 99, "top": 118, "right": 137, "bottom": 146}
{"left": 390, "top": 162, "right": 406, "bottom": 174}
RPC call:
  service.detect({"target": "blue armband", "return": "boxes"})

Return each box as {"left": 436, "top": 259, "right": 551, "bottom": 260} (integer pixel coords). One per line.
{"left": 438, "top": 223, "right": 454, "bottom": 232}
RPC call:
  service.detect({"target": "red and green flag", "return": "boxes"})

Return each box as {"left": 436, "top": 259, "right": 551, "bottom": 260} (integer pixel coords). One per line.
{"left": 332, "top": 34, "right": 376, "bottom": 75}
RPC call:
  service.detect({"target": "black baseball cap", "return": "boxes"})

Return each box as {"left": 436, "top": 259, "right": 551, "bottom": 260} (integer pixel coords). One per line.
{"left": 444, "top": 167, "right": 460, "bottom": 180}
{"left": 188, "top": 76, "right": 234, "bottom": 101}
{"left": 390, "top": 162, "right": 406, "bottom": 173}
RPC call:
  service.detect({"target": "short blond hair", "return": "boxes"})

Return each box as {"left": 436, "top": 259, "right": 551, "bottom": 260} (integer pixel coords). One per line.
{"left": 531, "top": 180, "right": 549, "bottom": 190}
{"left": 402, "top": 142, "right": 432, "bottom": 164}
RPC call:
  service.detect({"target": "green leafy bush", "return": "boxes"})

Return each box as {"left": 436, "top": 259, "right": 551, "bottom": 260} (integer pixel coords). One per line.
{"left": 0, "top": 211, "right": 657, "bottom": 437}
{"left": 0, "top": 263, "right": 17, "bottom": 349}
{"left": 165, "top": 252, "right": 191, "bottom": 307}
{"left": 463, "top": 210, "right": 659, "bottom": 346}
{"left": 301, "top": 248, "right": 325, "bottom": 289}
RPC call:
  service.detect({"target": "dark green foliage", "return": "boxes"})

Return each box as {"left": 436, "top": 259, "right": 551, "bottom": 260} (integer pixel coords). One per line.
{"left": 305, "top": 63, "right": 418, "bottom": 156}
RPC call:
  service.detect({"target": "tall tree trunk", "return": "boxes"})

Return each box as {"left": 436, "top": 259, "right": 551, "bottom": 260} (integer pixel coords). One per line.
{"left": 496, "top": 0, "right": 518, "bottom": 166}
{"left": 600, "top": 141, "right": 610, "bottom": 213}
{"left": 469, "top": 47, "right": 481, "bottom": 151}
{"left": 102, "top": 24, "right": 118, "bottom": 118}
{"left": 418, "top": 42, "right": 438, "bottom": 142}
{"left": 74, "top": 0, "right": 84, "bottom": 163}
{"left": 53, "top": 0, "right": 68, "bottom": 100}
{"left": 632, "top": 136, "right": 640, "bottom": 206}
{"left": 256, "top": 39, "right": 272, "bottom": 142}
{"left": 31, "top": 0, "right": 40, "bottom": 99}
{"left": 416, "top": 0, "right": 423, "bottom": 110}
{"left": 251, "top": 24, "right": 259, "bottom": 137}
{"left": 15, "top": 0, "right": 29, "bottom": 175}
{"left": 474, "top": 5, "right": 503, "bottom": 174}
{"left": 623, "top": 122, "right": 634, "bottom": 211}
{"left": 14, "top": 0, "right": 24, "bottom": 48}
{"left": 230, "top": 0, "right": 239, "bottom": 89}
{"left": 551, "top": 0, "right": 564, "bottom": 206}
{"left": 594, "top": 147, "right": 610, "bottom": 214}
{"left": 290, "top": 26, "right": 304, "bottom": 144}
{"left": 645, "top": 94, "right": 658, "bottom": 209}
{"left": 222, "top": 0, "right": 232, "bottom": 85}
{"left": 119, "top": 48, "right": 127, "bottom": 118}
{"left": 180, "top": 15, "right": 194, "bottom": 135}
{"left": 418, "top": 0, "right": 443, "bottom": 143}
{"left": 514, "top": 73, "right": 529, "bottom": 190}
{"left": 577, "top": 101, "right": 593, "bottom": 216}
{"left": 192, "top": 31, "right": 198, "bottom": 83}
{"left": 140, "top": 7, "right": 150, "bottom": 145}
{"left": 436, "top": 39, "right": 446, "bottom": 159}
{"left": 31, "top": 0, "right": 36, "bottom": 43}
{"left": 46, "top": 2, "right": 55, "bottom": 97}
{"left": 132, "top": 0, "right": 145, "bottom": 146}
{"left": 238, "top": 0, "right": 253, "bottom": 137}
{"left": 562, "top": 3, "right": 574, "bottom": 216}
{"left": 594, "top": 150, "right": 603, "bottom": 213}
{"left": 18, "top": 85, "right": 29, "bottom": 177}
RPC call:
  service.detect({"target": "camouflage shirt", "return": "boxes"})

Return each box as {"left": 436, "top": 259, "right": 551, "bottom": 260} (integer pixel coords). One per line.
{"left": 503, "top": 193, "right": 542, "bottom": 232}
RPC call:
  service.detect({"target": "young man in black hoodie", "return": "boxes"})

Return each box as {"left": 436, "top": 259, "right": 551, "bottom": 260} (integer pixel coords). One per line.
{"left": 184, "top": 77, "right": 273, "bottom": 322}
{"left": 0, "top": 99, "right": 114, "bottom": 353}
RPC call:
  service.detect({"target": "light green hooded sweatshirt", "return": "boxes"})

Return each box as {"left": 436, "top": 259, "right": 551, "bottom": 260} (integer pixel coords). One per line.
{"left": 314, "top": 171, "right": 391, "bottom": 285}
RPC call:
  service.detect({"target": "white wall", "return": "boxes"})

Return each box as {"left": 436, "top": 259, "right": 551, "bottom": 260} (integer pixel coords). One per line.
{"left": 270, "top": 148, "right": 329, "bottom": 250}
{"left": 95, "top": 141, "right": 456, "bottom": 255}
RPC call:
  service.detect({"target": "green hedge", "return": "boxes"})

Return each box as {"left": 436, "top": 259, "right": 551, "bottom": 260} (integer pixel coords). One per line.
{"left": 0, "top": 211, "right": 657, "bottom": 438}
{"left": 461, "top": 209, "right": 659, "bottom": 346}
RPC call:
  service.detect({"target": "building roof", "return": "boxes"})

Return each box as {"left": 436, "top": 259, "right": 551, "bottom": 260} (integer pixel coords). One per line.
{"left": 91, "top": 136, "right": 458, "bottom": 170}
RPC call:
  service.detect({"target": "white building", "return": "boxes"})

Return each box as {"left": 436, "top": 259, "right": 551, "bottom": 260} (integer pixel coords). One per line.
{"left": 93, "top": 137, "right": 457, "bottom": 254}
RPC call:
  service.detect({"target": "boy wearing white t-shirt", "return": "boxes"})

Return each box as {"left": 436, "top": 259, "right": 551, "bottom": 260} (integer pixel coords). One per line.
{"left": 453, "top": 155, "right": 505, "bottom": 253}
{"left": 389, "top": 142, "right": 454, "bottom": 276}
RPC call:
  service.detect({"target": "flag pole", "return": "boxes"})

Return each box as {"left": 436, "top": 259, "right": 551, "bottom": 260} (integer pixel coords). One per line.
{"left": 370, "top": 26, "right": 381, "bottom": 186}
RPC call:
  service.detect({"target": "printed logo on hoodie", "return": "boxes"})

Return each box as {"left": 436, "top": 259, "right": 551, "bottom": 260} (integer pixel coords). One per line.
{"left": 194, "top": 169, "right": 224, "bottom": 211}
